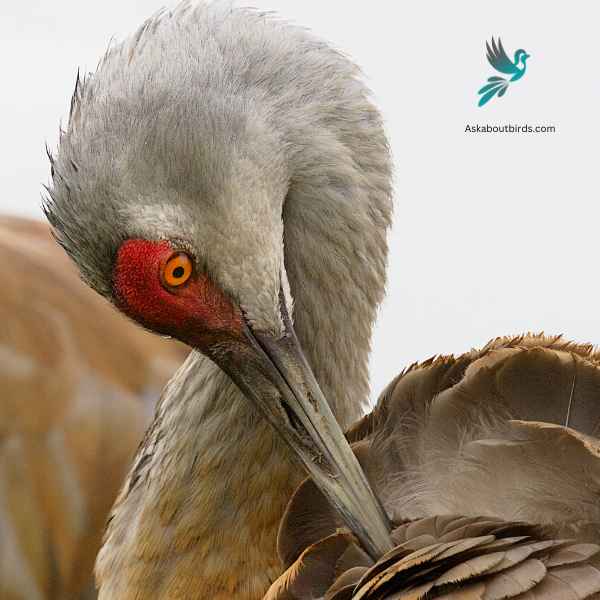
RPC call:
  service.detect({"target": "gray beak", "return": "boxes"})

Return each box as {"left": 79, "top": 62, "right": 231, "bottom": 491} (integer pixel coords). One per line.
{"left": 235, "top": 296, "right": 393, "bottom": 559}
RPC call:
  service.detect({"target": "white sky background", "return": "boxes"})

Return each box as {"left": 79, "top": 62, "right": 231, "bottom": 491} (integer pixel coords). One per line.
{"left": 1, "top": 1, "right": 599, "bottom": 401}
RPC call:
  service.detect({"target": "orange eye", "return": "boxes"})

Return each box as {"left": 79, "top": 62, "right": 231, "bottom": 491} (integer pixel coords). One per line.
{"left": 162, "top": 253, "right": 193, "bottom": 288}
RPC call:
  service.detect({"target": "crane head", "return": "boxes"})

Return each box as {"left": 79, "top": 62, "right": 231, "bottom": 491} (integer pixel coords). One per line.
{"left": 44, "top": 2, "right": 392, "bottom": 558}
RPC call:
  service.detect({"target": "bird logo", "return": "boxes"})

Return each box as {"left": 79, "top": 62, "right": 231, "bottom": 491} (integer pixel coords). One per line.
{"left": 477, "top": 37, "right": 530, "bottom": 107}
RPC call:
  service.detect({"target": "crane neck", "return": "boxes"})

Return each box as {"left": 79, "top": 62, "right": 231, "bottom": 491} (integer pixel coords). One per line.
{"left": 96, "top": 353, "right": 301, "bottom": 598}
{"left": 97, "top": 65, "right": 392, "bottom": 600}
{"left": 281, "top": 147, "right": 392, "bottom": 428}
{"left": 96, "top": 177, "right": 391, "bottom": 597}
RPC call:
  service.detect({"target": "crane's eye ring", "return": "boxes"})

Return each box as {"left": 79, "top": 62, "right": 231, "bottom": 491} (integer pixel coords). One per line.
{"left": 162, "top": 253, "right": 193, "bottom": 288}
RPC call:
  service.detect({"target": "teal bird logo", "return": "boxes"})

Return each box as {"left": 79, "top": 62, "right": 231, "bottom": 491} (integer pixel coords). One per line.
{"left": 477, "top": 38, "right": 530, "bottom": 107}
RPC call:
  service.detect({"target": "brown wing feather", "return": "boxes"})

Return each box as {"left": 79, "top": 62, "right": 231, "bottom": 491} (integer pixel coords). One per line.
{"left": 266, "top": 334, "right": 600, "bottom": 599}
{"left": 267, "top": 510, "right": 600, "bottom": 599}
{"left": 0, "top": 217, "right": 186, "bottom": 599}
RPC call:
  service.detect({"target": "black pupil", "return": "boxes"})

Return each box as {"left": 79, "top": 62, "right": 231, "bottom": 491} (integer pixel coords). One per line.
{"left": 172, "top": 266, "right": 185, "bottom": 279}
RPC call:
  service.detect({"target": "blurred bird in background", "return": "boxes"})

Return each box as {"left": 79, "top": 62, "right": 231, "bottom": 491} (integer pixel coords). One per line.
{"left": 0, "top": 216, "right": 186, "bottom": 599}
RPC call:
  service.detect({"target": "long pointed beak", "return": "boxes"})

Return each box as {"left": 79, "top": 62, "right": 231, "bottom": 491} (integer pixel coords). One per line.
{"left": 236, "top": 297, "right": 392, "bottom": 559}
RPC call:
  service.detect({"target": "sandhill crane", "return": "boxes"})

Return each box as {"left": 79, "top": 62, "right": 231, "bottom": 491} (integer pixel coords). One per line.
{"left": 0, "top": 216, "right": 185, "bottom": 599}
{"left": 43, "top": 2, "right": 600, "bottom": 599}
